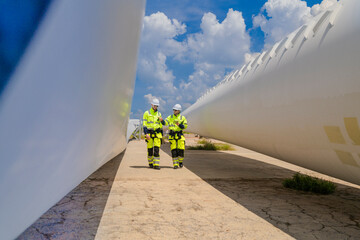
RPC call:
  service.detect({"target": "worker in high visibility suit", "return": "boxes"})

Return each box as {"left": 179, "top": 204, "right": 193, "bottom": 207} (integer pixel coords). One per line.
{"left": 165, "top": 104, "right": 187, "bottom": 169}
{"left": 143, "top": 98, "right": 165, "bottom": 170}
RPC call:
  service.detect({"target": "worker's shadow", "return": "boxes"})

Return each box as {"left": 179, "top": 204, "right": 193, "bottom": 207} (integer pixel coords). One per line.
{"left": 162, "top": 146, "right": 360, "bottom": 239}
{"left": 17, "top": 150, "right": 125, "bottom": 240}
{"left": 130, "top": 166, "right": 174, "bottom": 169}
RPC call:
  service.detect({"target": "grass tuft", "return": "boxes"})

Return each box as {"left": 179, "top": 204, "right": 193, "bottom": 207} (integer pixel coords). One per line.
{"left": 188, "top": 139, "right": 234, "bottom": 151}
{"left": 283, "top": 172, "right": 336, "bottom": 194}
{"left": 197, "top": 139, "right": 208, "bottom": 144}
{"left": 188, "top": 141, "right": 217, "bottom": 150}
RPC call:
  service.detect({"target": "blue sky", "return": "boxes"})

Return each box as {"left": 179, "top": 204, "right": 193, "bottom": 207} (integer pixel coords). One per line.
{"left": 131, "top": 0, "right": 335, "bottom": 118}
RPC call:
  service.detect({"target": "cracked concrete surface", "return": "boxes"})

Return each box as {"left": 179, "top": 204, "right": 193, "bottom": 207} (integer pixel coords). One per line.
{"left": 202, "top": 177, "right": 360, "bottom": 239}
{"left": 17, "top": 152, "right": 123, "bottom": 240}
{"left": 18, "top": 137, "right": 360, "bottom": 239}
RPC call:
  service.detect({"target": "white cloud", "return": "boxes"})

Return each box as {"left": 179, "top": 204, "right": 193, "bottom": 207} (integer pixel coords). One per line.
{"left": 187, "top": 9, "right": 250, "bottom": 67}
{"left": 181, "top": 9, "right": 251, "bottom": 103}
{"left": 253, "top": 0, "right": 339, "bottom": 48}
{"left": 311, "top": 0, "right": 337, "bottom": 16}
{"left": 137, "top": 12, "right": 187, "bottom": 95}
{"left": 253, "top": 0, "right": 312, "bottom": 48}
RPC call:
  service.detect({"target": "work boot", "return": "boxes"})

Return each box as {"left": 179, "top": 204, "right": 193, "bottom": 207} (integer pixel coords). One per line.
{"left": 154, "top": 165, "right": 160, "bottom": 170}
{"left": 149, "top": 163, "right": 153, "bottom": 168}
{"left": 174, "top": 165, "right": 178, "bottom": 169}
{"left": 179, "top": 162, "right": 183, "bottom": 168}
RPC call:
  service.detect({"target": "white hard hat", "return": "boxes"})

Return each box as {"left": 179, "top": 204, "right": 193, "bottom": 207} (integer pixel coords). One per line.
{"left": 151, "top": 98, "right": 160, "bottom": 106}
{"left": 173, "top": 104, "right": 182, "bottom": 111}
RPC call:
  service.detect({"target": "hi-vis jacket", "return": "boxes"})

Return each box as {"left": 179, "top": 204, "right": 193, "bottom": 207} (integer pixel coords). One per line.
{"left": 143, "top": 108, "right": 163, "bottom": 138}
{"left": 165, "top": 114, "right": 187, "bottom": 139}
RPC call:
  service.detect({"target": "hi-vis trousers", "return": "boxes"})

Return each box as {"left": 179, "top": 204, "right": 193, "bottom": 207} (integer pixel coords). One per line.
{"left": 147, "top": 133, "right": 162, "bottom": 167}
{"left": 169, "top": 135, "right": 185, "bottom": 168}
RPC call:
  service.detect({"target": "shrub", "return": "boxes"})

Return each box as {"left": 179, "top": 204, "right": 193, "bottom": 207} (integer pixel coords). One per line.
{"left": 197, "top": 139, "right": 208, "bottom": 144}
{"left": 283, "top": 172, "right": 336, "bottom": 194}
{"left": 188, "top": 140, "right": 234, "bottom": 151}
{"left": 215, "top": 143, "right": 234, "bottom": 150}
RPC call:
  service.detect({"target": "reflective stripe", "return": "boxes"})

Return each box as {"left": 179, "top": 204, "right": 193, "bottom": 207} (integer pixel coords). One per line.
{"left": 178, "top": 157, "right": 184, "bottom": 163}
{"left": 153, "top": 157, "right": 160, "bottom": 166}
{"left": 148, "top": 156, "right": 153, "bottom": 164}
{"left": 173, "top": 157, "right": 179, "bottom": 165}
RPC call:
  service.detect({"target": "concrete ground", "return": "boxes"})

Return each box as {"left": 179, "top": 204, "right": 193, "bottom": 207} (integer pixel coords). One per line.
{"left": 18, "top": 136, "right": 360, "bottom": 239}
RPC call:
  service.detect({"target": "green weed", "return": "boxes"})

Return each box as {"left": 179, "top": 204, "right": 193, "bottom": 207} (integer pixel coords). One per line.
{"left": 283, "top": 172, "right": 336, "bottom": 194}
{"left": 188, "top": 140, "right": 234, "bottom": 151}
